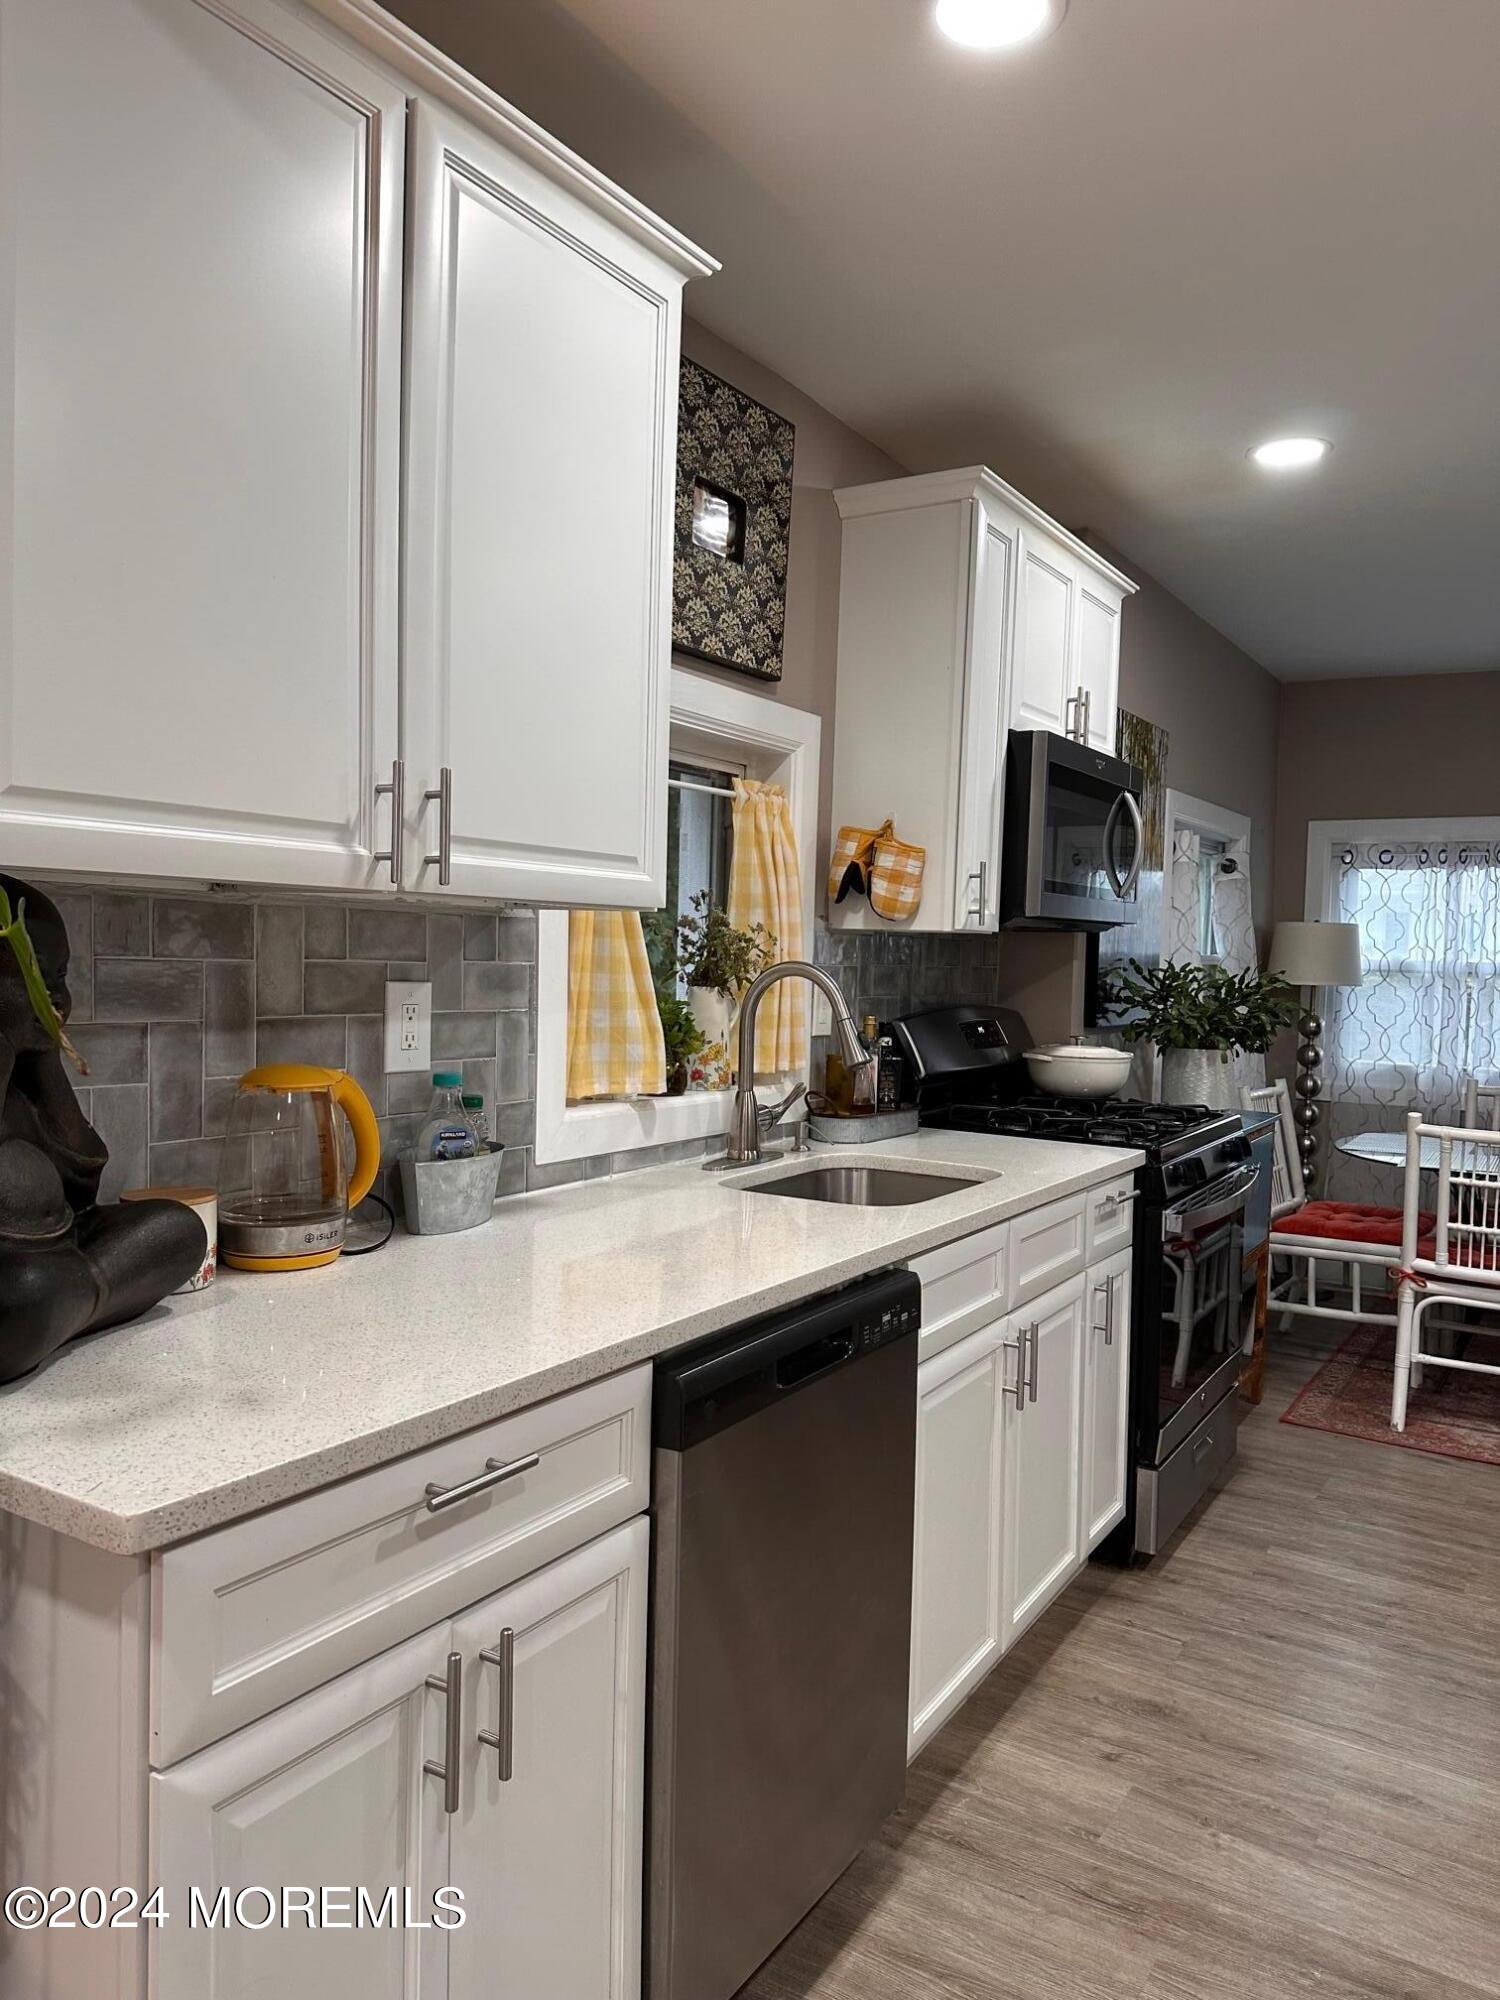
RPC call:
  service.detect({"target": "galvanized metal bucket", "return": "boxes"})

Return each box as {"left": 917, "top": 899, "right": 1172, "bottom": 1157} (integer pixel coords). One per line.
{"left": 399, "top": 1146, "right": 505, "bottom": 1236}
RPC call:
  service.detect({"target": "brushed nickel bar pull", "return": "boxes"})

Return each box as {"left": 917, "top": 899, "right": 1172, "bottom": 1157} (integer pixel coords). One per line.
{"left": 373, "top": 757, "right": 404, "bottom": 884}
{"left": 1001, "top": 1333, "right": 1026, "bottom": 1409}
{"left": 424, "top": 1451, "right": 540, "bottom": 1515}
{"left": 1094, "top": 1277, "right": 1116, "bottom": 1346}
{"left": 477, "top": 1628, "right": 515, "bottom": 1782}
{"left": 423, "top": 765, "right": 452, "bottom": 885}
{"left": 1025, "top": 1323, "right": 1040, "bottom": 1405}
{"left": 424, "top": 1650, "right": 462, "bottom": 1815}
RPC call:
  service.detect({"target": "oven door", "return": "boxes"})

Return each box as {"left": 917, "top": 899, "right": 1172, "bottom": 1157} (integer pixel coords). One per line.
{"left": 1154, "top": 1164, "right": 1258, "bottom": 1463}
{"left": 1003, "top": 731, "right": 1144, "bottom": 931}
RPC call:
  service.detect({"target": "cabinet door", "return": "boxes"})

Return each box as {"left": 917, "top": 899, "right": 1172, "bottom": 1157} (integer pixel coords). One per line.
{"left": 151, "top": 1626, "right": 452, "bottom": 2000}
{"left": 1009, "top": 531, "right": 1075, "bottom": 736}
{"left": 1082, "top": 1250, "right": 1133, "bottom": 1552}
{"left": 1002, "top": 1275, "right": 1086, "bottom": 1649}
{"left": 951, "top": 507, "right": 1014, "bottom": 930}
{"left": 0, "top": 0, "right": 404, "bottom": 890}
{"left": 404, "top": 101, "right": 679, "bottom": 906}
{"left": 1074, "top": 577, "right": 1122, "bottom": 752}
{"left": 909, "top": 1323, "right": 1011, "bottom": 1758}
{"left": 449, "top": 1518, "right": 648, "bottom": 2000}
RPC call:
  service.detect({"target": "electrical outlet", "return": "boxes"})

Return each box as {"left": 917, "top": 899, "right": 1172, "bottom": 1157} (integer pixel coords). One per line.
{"left": 384, "top": 980, "right": 432, "bottom": 1074}
{"left": 811, "top": 989, "right": 833, "bottom": 1037}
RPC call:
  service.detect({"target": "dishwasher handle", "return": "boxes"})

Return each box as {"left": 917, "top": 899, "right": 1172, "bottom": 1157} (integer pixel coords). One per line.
{"left": 776, "top": 1332, "right": 855, "bottom": 1389}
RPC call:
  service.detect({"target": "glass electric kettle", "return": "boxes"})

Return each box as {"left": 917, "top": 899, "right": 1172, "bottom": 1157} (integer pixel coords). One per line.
{"left": 218, "top": 1065, "right": 381, "bottom": 1271}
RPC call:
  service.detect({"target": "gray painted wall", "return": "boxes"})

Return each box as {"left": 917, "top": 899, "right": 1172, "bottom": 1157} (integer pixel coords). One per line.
{"left": 1274, "top": 670, "right": 1500, "bottom": 923}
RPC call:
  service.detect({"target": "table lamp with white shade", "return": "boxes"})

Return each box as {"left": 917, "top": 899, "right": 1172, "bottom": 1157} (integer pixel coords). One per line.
{"left": 1268, "top": 920, "right": 1363, "bottom": 1193}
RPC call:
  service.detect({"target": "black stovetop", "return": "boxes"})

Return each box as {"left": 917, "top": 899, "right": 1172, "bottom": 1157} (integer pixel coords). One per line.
{"left": 923, "top": 1093, "right": 1243, "bottom": 1161}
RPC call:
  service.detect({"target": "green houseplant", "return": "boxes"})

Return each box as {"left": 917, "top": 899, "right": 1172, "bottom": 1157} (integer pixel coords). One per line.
{"left": 655, "top": 892, "right": 778, "bottom": 1052}
{"left": 656, "top": 993, "right": 706, "bottom": 1097}
{"left": 1098, "top": 958, "right": 1298, "bottom": 1105}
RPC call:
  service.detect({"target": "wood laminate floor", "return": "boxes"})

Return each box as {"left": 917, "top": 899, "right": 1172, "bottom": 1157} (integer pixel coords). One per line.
{"left": 741, "top": 1330, "right": 1500, "bottom": 2000}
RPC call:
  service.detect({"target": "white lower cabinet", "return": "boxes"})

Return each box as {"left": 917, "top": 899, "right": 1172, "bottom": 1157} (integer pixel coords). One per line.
{"left": 152, "top": 1624, "right": 453, "bottom": 1998}
{"left": 151, "top": 1519, "right": 648, "bottom": 2000}
{"left": 449, "top": 1520, "right": 647, "bottom": 2000}
{"left": 908, "top": 1208, "right": 1134, "bottom": 1757}
{"left": 908, "top": 1322, "right": 1010, "bottom": 1758}
{"left": 1001, "top": 1273, "right": 1086, "bottom": 1649}
{"left": 1082, "top": 1249, "right": 1133, "bottom": 1551}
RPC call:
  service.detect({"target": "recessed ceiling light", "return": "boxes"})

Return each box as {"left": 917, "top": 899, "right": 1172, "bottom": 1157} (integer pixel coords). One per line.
{"left": 1249, "top": 436, "right": 1332, "bottom": 471}
{"left": 934, "top": 0, "right": 1067, "bottom": 52}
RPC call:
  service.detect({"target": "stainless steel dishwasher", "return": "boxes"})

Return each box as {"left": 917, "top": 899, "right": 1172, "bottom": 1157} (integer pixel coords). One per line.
{"left": 648, "top": 1268, "right": 920, "bottom": 2000}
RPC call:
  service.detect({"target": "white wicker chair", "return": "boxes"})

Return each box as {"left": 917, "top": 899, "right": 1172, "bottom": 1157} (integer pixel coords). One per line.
{"left": 1461, "top": 1077, "right": 1500, "bottom": 1131}
{"left": 1240, "top": 1080, "right": 1414, "bottom": 1328}
{"left": 1391, "top": 1110, "right": 1500, "bottom": 1429}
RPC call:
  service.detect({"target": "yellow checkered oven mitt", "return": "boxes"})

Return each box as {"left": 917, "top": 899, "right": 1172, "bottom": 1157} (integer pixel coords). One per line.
{"left": 869, "top": 829, "right": 925, "bottom": 921}
{"left": 828, "top": 819, "right": 891, "bottom": 904}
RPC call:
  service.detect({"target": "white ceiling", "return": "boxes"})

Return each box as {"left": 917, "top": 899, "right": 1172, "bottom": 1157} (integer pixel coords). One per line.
{"left": 418, "top": 0, "right": 1500, "bottom": 680}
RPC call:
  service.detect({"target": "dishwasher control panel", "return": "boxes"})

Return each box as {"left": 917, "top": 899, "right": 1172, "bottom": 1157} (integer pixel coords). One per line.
{"left": 654, "top": 1268, "right": 921, "bottom": 1450}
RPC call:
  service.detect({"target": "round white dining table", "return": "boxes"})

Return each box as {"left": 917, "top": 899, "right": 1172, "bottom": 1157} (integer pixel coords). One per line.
{"left": 1337, "top": 1131, "right": 1447, "bottom": 1172}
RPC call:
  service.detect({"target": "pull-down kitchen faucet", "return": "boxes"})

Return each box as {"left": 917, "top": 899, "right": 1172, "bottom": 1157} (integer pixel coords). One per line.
{"left": 716, "top": 961, "right": 873, "bottom": 1167}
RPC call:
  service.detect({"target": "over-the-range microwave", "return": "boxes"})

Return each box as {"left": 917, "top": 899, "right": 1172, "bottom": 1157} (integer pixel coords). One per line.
{"left": 1001, "top": 729, "right": 1144, "bottom": 931}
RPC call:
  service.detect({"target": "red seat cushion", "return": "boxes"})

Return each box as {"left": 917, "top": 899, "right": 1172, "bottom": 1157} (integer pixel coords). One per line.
{"left": 1273, "top": 1199, "right": 1434, "bottom": 1248}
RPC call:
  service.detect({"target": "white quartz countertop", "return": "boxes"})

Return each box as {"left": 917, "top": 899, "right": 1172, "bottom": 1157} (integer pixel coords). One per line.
{"left": 0, "top": 1132, "right": 1141, "bottom": 1555}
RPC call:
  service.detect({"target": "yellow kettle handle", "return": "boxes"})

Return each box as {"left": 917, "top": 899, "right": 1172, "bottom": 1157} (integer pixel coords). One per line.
{"left": 332, "top": 1071, "right": 381, "bottom": 1210}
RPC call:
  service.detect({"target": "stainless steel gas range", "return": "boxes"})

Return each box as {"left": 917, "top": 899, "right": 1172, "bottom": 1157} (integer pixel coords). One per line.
{"left": 893, "top": 1004, "right": 1258, "bottom": 1557}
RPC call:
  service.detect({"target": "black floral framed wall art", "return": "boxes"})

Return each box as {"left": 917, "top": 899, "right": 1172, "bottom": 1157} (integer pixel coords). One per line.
{"left": 672, "top": 359, "right": 795, "bottom": 682}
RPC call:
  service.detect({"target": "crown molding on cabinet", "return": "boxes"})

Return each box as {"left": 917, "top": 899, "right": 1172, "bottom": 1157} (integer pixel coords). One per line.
{"left": 304, "top": 0, "right": 719, "bottom": 281}
{"left": 834, "top": 466, "right": 1138, "bottom": 598}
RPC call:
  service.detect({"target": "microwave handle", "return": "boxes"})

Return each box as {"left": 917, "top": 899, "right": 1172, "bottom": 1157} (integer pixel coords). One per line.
{"left": 1117, "top": 789, "right": 1145, "bottom": 897}
{"left": 1102, "top": 792, "right": 1127, "bottom": 897}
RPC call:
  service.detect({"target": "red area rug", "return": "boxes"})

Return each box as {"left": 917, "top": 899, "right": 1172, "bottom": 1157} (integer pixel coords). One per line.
{"left": 1282, "top": 1322, "right": 1500, "bottom": 1465}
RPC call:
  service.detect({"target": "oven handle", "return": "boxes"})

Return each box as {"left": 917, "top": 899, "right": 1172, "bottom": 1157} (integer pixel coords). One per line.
{"left": 1164, "top": 1164, "right": 1259, "bottom": 1236}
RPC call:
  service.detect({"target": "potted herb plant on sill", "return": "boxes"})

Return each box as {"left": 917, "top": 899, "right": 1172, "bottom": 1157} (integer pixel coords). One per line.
{"left": 656, "top": 993, "right": 706, "bottom": 1098}
{"left": 1097, "top": 959, "right": 1298, "bottom": 1108}
{"left": 667, "top": 893, "right": 778, "bottom": 1052}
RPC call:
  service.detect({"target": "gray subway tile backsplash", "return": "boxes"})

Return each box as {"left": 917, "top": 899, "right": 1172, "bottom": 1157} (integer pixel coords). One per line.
{"left": 95, "top": 957, "right": 204, "bottom": 1022}
{"left": 304, "top": 959, "right": 388, "bottom": 1016}
{"left": 348, "top": 907, "right": 428, "bottom": 962}
{"left": 43, "top": 885, "right": 1018, "bottom": 1215}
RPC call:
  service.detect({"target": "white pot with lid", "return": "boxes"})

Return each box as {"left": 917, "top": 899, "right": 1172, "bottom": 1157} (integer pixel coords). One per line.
{"left": 1023, "top": 1040, "right": 1134, "bottom": 1099}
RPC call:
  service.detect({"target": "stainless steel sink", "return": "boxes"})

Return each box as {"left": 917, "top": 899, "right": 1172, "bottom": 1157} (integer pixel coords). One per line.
{"left": 740, "top": 1165, "right": 984, "bottom": 1207}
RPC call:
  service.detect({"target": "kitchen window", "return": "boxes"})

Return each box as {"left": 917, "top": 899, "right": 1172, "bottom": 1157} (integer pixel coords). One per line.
{"left": 1306, "top": 816, "right": 1500, "bottom": 1198}
{"left": 533, "top": 670, "right": 820, "bottom": 1167}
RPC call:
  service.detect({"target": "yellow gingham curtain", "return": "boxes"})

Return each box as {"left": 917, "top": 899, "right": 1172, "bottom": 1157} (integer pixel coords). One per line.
{"left": 728, "top": 777, "right": 807, "bottom": 1076}
{"left": 566, "top": 911, "right": 666, "bottom": 1100}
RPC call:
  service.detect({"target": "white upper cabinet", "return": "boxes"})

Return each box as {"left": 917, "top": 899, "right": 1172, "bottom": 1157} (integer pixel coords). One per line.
{"left": 0, "top": 0, "right": 406, "bottom": 890}
{"left": 402, "top": 100, "right": 705, "bottom": 906}
{"left": 0, "top": 0, "right": 711, "bottom": 899}
{"left": 1010, "top": 531, "right": 1076, "bottom": 736}
{"left": 1074, "top": 574, "right": 1124, "bottom": 753}
{"left": 829, "top": 468, "right": 1135, "bottom": 934}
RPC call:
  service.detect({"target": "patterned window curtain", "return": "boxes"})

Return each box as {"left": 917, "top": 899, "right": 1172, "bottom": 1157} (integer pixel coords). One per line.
{"left": 1164, "top": 829, "right": 1202, "bottom": 964}
{"left": 727, "top": 777, "right": 806, "bottom": 1077}
{"left": 566, "top": 910, "right": 666, "bottom": 1101}
{"left": 1325, "top": 838, "right": 1500, "bottom": 1200}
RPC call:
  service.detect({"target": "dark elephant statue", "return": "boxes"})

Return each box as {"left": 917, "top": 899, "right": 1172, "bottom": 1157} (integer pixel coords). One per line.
{"left": 0, "top": 873, "right": 206, "bottom": 1383}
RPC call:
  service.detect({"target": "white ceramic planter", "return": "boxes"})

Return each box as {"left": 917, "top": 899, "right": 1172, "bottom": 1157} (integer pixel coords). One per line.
{"left": 1160, "top": 1046, "right": 1238, "bottom": 1110}
{"left": 688, "top": 985, "right": 737, "bottom": 1050}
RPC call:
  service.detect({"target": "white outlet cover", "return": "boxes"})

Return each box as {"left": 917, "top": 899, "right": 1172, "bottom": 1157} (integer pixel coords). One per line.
{"left": 384, "top": 980, "right": 432, "bottom": 1074}
{"left": 811, "top": 989, "right": 834, "bottom": 1037}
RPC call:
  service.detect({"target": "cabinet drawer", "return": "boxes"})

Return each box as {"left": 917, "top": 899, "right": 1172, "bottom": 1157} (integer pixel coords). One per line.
{"left": 1008, "top": 1193, "right": 1086, "bottom": 1309}
{"left": 151, "top": 1365, "right": 650, "bottom": 1766}
{"left": 1085, "top": 1175, "right": 1137, "bottom": 1262}
{"left": 908, "top": 1220, "right": 1010, "bottom": 1361}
